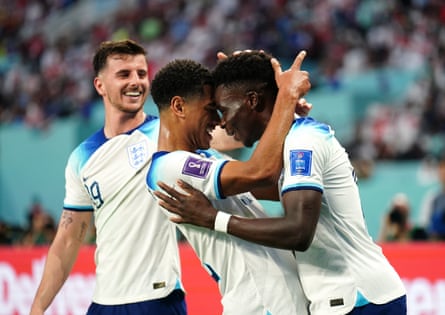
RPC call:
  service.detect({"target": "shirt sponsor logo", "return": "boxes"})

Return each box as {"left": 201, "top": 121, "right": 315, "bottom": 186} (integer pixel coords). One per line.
{"left": 290, "top": 150, "right": 312, "bottom": 176}
{"left": 182, "top": 156, "right": 212, "bottom": 178}
{"left": 127, "top": 141, "right": 148, "bottom": 169}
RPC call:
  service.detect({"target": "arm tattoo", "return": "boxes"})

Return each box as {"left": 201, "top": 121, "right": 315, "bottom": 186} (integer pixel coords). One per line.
{"left": 61, "top": 211, "right": 89, "bottom": 242}
{"left": 61, "top": 211, "right": 73, "bottom": 229}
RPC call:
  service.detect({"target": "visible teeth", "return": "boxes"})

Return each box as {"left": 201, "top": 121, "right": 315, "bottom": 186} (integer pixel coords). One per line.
{"left": 125, "top": 91, "right": 141, "bottom": 96}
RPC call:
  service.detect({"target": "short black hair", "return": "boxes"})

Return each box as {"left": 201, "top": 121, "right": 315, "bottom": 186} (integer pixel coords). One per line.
{"left": 93, "top": 39, "right": 147, "bottom": 76}
{"left": 151, "top": 59, "right": 213, "bottom": 111}
{"left": 212, "top": 50, "right": 278, "bottom": 95}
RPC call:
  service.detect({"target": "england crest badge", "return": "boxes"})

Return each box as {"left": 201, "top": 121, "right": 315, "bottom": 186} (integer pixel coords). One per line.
{"left": 127, "top": 141, "right": 148, "bottom": 169}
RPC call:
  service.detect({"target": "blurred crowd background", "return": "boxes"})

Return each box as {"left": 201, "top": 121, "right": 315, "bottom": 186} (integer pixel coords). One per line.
{"left": 1, "top": 0, "right": 445, "bottom": 246}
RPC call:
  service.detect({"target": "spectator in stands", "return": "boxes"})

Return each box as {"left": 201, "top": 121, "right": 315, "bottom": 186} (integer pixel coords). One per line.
{"left": 419, "top": 154, "right": 445, "bottom": 240}
{"left": 1, "top": 0, "right": 445, "bottom": 156}
{"left": 378, "top": 193, "right": 413, "bottom": 242}
{"left": 20, "top": 197, "right": 56, "bottom": 246}
{"left": 2, "top": 0, "right": 445, "bottom": 255}
{"left": 0, "top": 221, "right": 14, "bottom": 245}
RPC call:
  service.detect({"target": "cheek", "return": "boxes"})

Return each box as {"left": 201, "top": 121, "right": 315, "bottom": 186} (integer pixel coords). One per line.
{"left": 99, "top": 81, "right": 117, "bottom": 98}
{"left": 226, "top": 105, "right": 245, "bottom": 124}
{"left": 232, "top": 108, "right": 250, "bottom": 126}
{"left": 224, "top": 110, "right": 237, "bottom": 123}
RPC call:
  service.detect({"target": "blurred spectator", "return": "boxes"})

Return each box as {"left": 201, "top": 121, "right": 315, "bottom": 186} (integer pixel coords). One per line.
{"left": 19, "top": 197, "right": 56, "bottom": 246}
{"left": 0, "top": 0, "right": 444, "bottom": 151}
{"left": 0, "top": 220, "right": 14, "bottom": 245}
{"left": 418, "top": 154, "right": 445, "bottom": 240}
{"left": 0, "top": 0, "right": 444, "bottom": 245}
{"left": 378, "top": 193, "right": 413, "bottom": 242}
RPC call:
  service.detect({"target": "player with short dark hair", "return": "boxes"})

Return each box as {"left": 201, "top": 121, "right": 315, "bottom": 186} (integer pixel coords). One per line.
{"left": 30, "top": 39, "right": 187, "bottom": 315}
{"left": 154, "top": 50, "right": 407, "bottom": 315}
{"left": 147, "top": 53, "right": 312, "bottom": 314}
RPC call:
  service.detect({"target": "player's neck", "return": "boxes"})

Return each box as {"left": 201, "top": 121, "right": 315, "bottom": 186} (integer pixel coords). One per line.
{"left": 103, "top": 111, "right": 146, "bottom": 138}
{"left": 158, "top": 117, "right": 194, "bottom": 153}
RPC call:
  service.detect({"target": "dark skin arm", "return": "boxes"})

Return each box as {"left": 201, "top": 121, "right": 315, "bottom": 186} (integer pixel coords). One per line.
{"left": 250, "top": 186, "right": 280, "bottom": 201}
{"left": 154, "top": 180, "right": 321, "bottom": 251}
{"left": 211, "top": 94, "right": 312, "bottom": 202}
{"left": 210, "top": 98, "right": 312, "bottom": 154}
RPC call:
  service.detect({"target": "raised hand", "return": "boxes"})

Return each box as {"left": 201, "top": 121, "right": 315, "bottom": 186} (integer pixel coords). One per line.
{"left": 271, "top": 50, "right": 311, "bottom": 103}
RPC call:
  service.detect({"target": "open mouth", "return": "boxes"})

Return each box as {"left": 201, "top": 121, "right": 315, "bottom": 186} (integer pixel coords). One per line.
{"left": 124, "top": 91, "right": 142, "bottom": 97}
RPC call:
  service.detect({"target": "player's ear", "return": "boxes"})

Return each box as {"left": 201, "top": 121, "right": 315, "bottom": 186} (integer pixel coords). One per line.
{"left": 170, "top": 96, "right": 186, "bottom": 118}
{"left": 246, "top": 91, "right": 259, "bottom": 110}
{"left": 94, "top": 77, "right": 105, "bottom": 96}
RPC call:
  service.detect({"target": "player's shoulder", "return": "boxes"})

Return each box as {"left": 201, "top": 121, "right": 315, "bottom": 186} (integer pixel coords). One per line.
{"left": 291, "top": 116, "right": 335, "bottom": 138}
{"left": 72, "top": 114, "right": 159, "bottom": 157}
{"left": 137, "top": 115, "right": 159, "bottom": 140}
{"left": 292, "top": 116, "right": 331, "bottom": 131}
{"left": 197, "top": 148, "right": 234, "bottom": 160}
{"left": 153, "top": 149, "right": 199, "bottom": 160}
{"left": 150, "top": 149, "right": 223, "bottom": 178}
{"left": 68, "top": 128, "right": 107, "bottom": 171}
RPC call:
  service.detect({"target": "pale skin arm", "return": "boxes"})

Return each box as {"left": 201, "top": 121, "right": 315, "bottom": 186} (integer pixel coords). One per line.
{"left": 154, "top": 180, "right": 320, "bottom": 251}
{"left": 30, "top": 210, "right": 92, "bottom": 315}
{"left": 217, "top": 51, "right": 311, "bottom": 197}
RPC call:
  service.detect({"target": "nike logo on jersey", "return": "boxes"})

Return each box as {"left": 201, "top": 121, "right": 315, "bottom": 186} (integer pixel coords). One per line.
{"left": 239, "top": 195, "right": 253, "bottom": 206}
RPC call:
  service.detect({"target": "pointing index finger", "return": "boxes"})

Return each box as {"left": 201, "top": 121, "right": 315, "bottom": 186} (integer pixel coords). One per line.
{"left": 290, "top": 50, "right": 307, "bottom": 70}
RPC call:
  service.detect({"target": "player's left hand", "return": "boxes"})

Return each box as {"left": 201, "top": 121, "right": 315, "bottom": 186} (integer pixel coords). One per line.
{"left": 154, "top": 180, "right": 218, "bottom": 229}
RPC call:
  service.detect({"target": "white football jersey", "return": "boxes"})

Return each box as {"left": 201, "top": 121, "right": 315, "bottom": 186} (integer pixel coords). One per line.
{"left": 281, "top": 117, "right": 406, "bottom": 314}
{"left": 147, "top": 149, "right": 309, "bottom": 315}
{"left": 64, "top": 116, "right": 183, "bottom": 305}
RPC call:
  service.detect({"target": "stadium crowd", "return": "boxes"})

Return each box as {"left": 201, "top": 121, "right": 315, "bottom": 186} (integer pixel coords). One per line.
{"left": 1, "top": 0, "right": 445, "bottom": 245}
{"left": 1, "top": 0, "right": 444, "bottom": 161}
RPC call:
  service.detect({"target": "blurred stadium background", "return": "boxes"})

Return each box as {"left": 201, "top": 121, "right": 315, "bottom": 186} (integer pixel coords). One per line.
{"left": 0, "top": 0, "right": 444, "bottom": 314}
{"left": 2, "top": 0, "right": 444, "bottom": 242}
